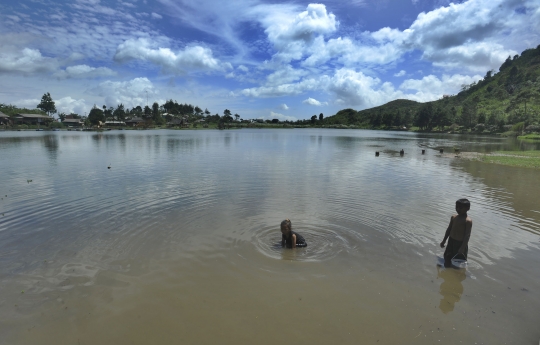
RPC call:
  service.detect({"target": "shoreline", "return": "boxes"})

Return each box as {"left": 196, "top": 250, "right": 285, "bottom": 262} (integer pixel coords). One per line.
{"left": 441, "top": 151, "right": 540, "bottom": 169}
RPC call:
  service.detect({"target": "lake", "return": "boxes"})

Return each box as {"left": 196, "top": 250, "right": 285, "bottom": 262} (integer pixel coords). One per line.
{"left": 1, "top": 129, "right": 539, "bottom": 344}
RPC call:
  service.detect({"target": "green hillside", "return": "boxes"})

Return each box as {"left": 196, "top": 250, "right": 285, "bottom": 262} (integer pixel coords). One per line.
{"left": 324, "top": 44, "right": 540, "bottom": 133}
{"left": 0, "top": 104, "right": 46, "bottom": 116}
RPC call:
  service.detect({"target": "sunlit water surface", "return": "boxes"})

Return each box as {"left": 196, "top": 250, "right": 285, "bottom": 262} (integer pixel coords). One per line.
{"left": 1, "top": 129, "right": 539, "bottom": 344}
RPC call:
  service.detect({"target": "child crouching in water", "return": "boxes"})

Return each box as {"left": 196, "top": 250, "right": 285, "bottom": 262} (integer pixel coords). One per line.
{"left": 281, "top": 219, "right": 307, "bottom": 248}
{"left": 440, "top": 199, "right": 472, "bottom": 268}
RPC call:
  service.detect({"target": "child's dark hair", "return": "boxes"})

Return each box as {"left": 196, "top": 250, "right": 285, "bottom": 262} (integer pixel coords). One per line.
{"left": 281, "top": 219, "right": 292, "bottom": 229}
{"left": 456, "top": 198, "right": 470, "bottom": 210}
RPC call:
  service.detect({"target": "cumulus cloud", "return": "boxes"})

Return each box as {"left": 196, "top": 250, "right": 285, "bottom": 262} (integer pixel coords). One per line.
{"left": 55, "top": 97, "right": 89, "bottom": 115}
{"left": 325, "top": 68, "right": 402, "bottom": 108}
{"left": 14, "top": 98, "right": 40, "bottom": 110}
{"left": 425, "top": 42, "right": 515, "bottom": 72}
{"left": 252, "top": 3, "right": 338, "bottom": 62}
{"left": 53, "top": 65, "right": 117, "bottom": 79}
{"left": 241, "top": 78, "right": 320, "bottom": 97}
{"left": 279, "top": 103, "right": 289, "bottom": 110}
{"left": 266, "top": 65, "right": 308, "bottom": 86}
{"left": 114, "top": 38, "right": 226, "bottom": 74}
{"left": 90, "top": 77, "right": 157, "bottom": 108}
{"left": 0, "top": 48, "right": 57, "bottom": 74}
{"left": 268, "top": 111, "right": 297, "bottom": 122}
{"left": 255, "top": 0, "right": 529, "bottom": 73}
{"left": 237, "top": 65, "right": 249, "bottom": 72}
{"left": 151, "top": 12, "right": 163, "bottom": 19}
{"left": 302, "top": 97, "right": 327, "bottom": 106}
{"left": 394, "top": 70, "right": 406, "bottom": 77}
{"left": 401, "top": 0, "right": 523, "bottom": 71}
{"left": 399, "top": 73, "right": 482, "bottom": 100}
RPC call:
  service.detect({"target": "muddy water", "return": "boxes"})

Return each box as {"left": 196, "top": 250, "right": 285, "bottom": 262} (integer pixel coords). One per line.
{"left": 0, "top": 129, "right": 539, "bottom": 344}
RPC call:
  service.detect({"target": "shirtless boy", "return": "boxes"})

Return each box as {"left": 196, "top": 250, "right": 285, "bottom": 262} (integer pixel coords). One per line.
{"left": 440, "top": 199, "right": 472, "bottom": 268}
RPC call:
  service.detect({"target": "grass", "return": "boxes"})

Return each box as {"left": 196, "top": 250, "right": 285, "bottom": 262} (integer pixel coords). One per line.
{"left": 518, "top": 134, "right": 540, "bottom": 140}
{"left": 478, "top": 150, "right": 540, "bottom": 169}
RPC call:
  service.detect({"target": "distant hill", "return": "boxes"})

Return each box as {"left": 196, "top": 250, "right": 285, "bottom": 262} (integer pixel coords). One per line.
{"left": 324, "top": 44, "right": 540, "bottom": 132}
{"left": 0, "top": 104, "right": 46, "bottom": 117}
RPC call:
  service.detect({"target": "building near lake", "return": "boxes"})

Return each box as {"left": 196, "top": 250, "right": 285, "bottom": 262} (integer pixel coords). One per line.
{"left": 14, "top": 113, "right": 54, "bottom": 125}
{"left": 125, "top": 117, "right": 145, "bottom": 127}
{"left": 0, "top": 111, "right": 11, "bottom": 125}
{"left": 103, "top": 121, "right": 126, "bottom": 127}
{"left": 62, "top": 118, "right": 84, "bottom": 127}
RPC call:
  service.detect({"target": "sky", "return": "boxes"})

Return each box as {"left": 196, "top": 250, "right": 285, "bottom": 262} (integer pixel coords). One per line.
{"left": 1, "top": 0, "right": 539, "bottom": 121}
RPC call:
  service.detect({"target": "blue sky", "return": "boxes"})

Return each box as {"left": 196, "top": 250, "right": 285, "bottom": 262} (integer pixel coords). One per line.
{"left": 1, "top": 0, "right": 539, "bottom": 120}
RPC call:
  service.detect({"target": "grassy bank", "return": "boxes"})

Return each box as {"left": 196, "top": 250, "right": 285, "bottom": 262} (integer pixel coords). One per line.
{"left": 479, "top": 151, "right": 540, "bottom": 169}
{"left": 518, "top": 134, "right": 540, "bottom": 140}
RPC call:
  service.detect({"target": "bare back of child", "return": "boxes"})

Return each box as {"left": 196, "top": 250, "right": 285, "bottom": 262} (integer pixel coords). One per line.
{"left": 440, "top": 199, "right": 472, "bottom": 268}
{"left": 280, "top": 219, "right": 308, "bottom": 248}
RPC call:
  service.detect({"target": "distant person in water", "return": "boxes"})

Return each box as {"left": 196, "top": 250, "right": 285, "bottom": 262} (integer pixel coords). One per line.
{"left": 440, "top": 199, "right": 472, "bottom": 268}
{"left": 281, "top": 219, "right": 307, "bottom": 248}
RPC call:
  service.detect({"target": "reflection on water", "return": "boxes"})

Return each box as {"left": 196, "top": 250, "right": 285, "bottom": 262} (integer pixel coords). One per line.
{"left": 437, "top": 267, "right": 466, "bottom": 314}
{"left": 1, "top": 129, "right": 539, "bottom": 344}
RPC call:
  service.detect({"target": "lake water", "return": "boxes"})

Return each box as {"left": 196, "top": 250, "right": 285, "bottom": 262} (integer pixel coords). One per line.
{"left": 1, "top": 129, "right": 539, "bottom": 344}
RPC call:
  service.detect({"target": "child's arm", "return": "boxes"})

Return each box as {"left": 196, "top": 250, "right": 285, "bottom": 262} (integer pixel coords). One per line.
{"left": 458, "top": 219, "right": 472, "bottom": 254}
{"left": 291, "top": 234, "right": 296, "bottom": 248}
{"left": 281, "top": 234, "right": 286, "bottom": 247}
{"left": 440, "top": 216, "right": 454, "bottom": 248}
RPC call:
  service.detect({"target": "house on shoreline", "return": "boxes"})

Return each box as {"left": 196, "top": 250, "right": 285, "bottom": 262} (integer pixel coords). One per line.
{"left": 14, "top": 114, "right": 54, "bottom": 126}
{"left": 62, "top": 118, "right": 84, "bottom": 127}
{"left": 103, "top": 121, "right": 126, "bottom": 127}
{"left": 0, "top": 111, "right": 11, "bottom": 125}
{"left": 125, "top": 117, "right": 145, "bottom": 127}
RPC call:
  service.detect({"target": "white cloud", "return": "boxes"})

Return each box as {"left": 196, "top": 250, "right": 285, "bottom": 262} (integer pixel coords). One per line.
{"left": 252, "top": 3, "right": 338, "bottom": 62}
{"left": 399, "top": 73, "right": 483, "bottom": 101}
{"left": 302, "top": 97, "right": 327, "bottom": 106}
{"left": 14, "top": 98, "right": 40, "bottom": 110}
{"left": 425, "top": 42, "right": 515, "bottom": 72}
{"left": 302, "top": 36, "right": 403, "bottom": 67}
{"left": 0, "top": 48, "right": 57, "bottom": 75}
{"left": 394, "top": 70, "right": 406, "bottom": 77}
{"left": 266, "top": 65, "right": 308, "bottom": 86}
{"left": 279, "top": 0, "right": 532, "bottom": 73}
{"left": 241, "top": 77, "right": 320, "bottom": 98}
{"left": 326, "top": 68, "right": 402, "bottom": 108}
{"left": 279, "top": 103, "right": 289, "bottom": 110}
{"left": 55, "top": 96, "right": 89, "bottom": 115}
{"left": 53, "top": 65, "right": 117, "bottom": 79}
{"left": 237, "top": 65, "right": 249, "bottom": 72}
{"left": 114, "top": 38, "right": 226, "bottom": 74}
{"left": 90, "top": 77, "right": 157, "bottom": 108}
{"left": 268, "top": 111, "right": 297, "bottom": 122}
{"left": 401, "top": 0, "right": 526, "bottom": 71}
{"left": 151, "top": 12, "right": 163, "bottom": 19}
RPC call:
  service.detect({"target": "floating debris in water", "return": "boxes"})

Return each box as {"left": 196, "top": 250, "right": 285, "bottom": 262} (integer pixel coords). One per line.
{"left": 27, "top": 179, "right": 32, "bottom": 183}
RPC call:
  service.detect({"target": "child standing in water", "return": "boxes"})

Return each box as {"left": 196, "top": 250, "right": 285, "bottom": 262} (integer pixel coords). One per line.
{"left": 281, "top": 219, "right": 307, "bottom": 248}
{"left": 440, "top": 199, "right": 472, "bottom": 268}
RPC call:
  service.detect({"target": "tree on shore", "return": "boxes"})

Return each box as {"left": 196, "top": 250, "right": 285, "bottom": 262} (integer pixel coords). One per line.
{"left": 114, "top": 104, "right": 126, "bottom": 122}
{"left": 319, "top": 113, "right": 324, "bottom": 121}
{"left": 223, "top": 109, "right": 233, "bottom": 122}
{"left": 88, "top": 107, "right": 104, "bottom": 126}
{"left": 415, "top": 103, "right": 433, "bottom": 130}
{"left": 152, "top": 102, "right": 164, "bottom": 125}
{"left": 37, "top": 93, "right": 57, "bottom": 116}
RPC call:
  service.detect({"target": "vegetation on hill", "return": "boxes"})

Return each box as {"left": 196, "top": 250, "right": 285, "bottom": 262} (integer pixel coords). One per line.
{"left": 0, "top": 104, "right": 46, "bottom": 116}
{"left": 323, "top": 44, "right": 540, "bottom": 134}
